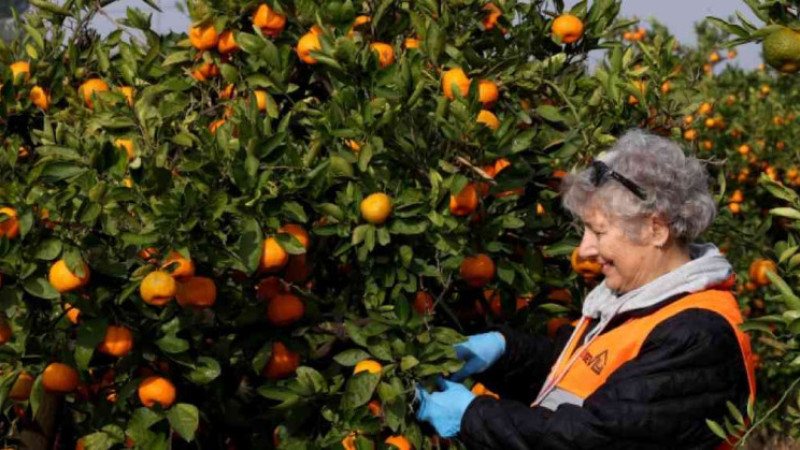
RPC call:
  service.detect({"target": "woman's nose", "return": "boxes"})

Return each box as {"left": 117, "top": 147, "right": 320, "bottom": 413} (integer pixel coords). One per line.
{"left": 578, "top": 232, "right": 598, "bottom": 260}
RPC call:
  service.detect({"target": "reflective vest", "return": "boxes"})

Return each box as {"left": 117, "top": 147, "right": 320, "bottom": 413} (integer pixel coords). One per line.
{"left": 536, "top": 289, "right": 756, "bottom": 448}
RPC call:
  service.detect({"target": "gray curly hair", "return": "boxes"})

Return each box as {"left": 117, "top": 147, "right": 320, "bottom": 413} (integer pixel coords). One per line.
{"left": 560, "top": 129, "right": 716, "bottom": 246}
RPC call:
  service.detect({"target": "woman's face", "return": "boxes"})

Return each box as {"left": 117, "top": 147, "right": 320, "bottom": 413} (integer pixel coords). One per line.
{"left": 577, "top": 210, "right": 658, "bottom": 293}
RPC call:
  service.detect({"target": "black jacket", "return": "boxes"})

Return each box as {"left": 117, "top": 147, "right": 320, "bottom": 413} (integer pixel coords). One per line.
{"left": 460, "top": 293, "right": 752, "bottom": 450}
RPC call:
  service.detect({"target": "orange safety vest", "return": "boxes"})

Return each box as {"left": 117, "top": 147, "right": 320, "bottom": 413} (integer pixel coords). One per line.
{"left": 539, "top": 289, "right": 756, "bottom": 448}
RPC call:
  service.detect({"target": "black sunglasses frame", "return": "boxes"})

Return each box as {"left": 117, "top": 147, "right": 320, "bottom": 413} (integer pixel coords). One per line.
{"left": 590, "top": 160, "right": 647, "bottom": 200}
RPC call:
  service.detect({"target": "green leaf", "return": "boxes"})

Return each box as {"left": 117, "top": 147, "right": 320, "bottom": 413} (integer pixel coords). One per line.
{"left": 33, "top": 239, "right": 62, "bottom": 260}
{"left": 75, "top": 319, "right": 108, "bottom": 370}
{"left": 295, "top": 366, "right": 328, "bottom": 394}
{"left": 84, "top": 431, "right": 116, "bottom": 450}
{"left": 29, "top": 375, "right": 44, "bottom": 419}
{"left": 535, "top": 105, "right": 567, "bottom": 124}
{"left": 186, "top": 357, "right": 221, "bottom": 385}
{"left": 333, "top": 349, "right": 371, "bottom": 366}
{"left": 706, "top": 419, "right": 729, "bottom": 441}
{"left": 771, "top": 208, "right": 800, "bottom": 220}
{"left": 765, "top": 270, "right": 800, "bottom": 311}
{"left": 23, "top": 277, "right": 60, "bottom": 299}
{"left": 155, "top": 334, "right": 190, "bottom": 354}
{"left": 166, "top": 403, "right": 199, "bottom": 442}
{"left": 340, "top": 373, "right": 380, "bottom": 410}
{"left": 237, "top": 218, "right": 264, "bottom": 274}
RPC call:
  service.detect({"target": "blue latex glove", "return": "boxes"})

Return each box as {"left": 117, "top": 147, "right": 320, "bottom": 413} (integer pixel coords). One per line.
{"left": 415, "top": 378, "right": 477, "bottom": 438}
{"left": 451, "top": 331, "right": 506, "bottom": 381}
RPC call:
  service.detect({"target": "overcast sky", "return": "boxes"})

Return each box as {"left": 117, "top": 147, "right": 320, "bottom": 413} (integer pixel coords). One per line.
{"left": 89, "top": 0, "right": 762, "bottom": 70}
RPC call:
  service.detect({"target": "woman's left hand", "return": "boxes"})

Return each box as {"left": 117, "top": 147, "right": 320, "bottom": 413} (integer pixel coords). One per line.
{"left": 415, "top": 378, "right": 477, "bottom": 438}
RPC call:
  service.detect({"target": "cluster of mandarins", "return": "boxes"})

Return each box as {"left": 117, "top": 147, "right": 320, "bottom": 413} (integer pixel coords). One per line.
{"left": 702, "top": 49, "right": 737, "bottom": 76}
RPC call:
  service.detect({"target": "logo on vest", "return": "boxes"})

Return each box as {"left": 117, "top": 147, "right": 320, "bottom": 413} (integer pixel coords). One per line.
{"left": 581, "top": 349, "right": 608, "bottom": 374}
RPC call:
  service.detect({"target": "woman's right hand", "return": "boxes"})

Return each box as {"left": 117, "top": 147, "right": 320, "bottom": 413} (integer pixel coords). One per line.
{"left": 451, "top": 331, "right": 507, "bottom": 381}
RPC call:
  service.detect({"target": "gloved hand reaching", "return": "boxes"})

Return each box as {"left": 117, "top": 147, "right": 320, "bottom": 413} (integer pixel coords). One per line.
{"left": 451, "top": 331, "right": 506, "bottom": 381}
{"left": 415, "top": 378, "right": 477, "bottom": 438}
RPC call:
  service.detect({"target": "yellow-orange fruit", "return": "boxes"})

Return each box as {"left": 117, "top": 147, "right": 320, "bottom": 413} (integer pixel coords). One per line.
{"left": 261, "top": 237, "right": 289, "bottom": 272}
{"left": 138, "top": 376, "right": 176, "bottom": 408}
{"left": 140, "top": 271, "right": 177, "bottom": 306}
{"left": 42, "top": 363, "right": 79, "bottom": 393}
{"left": 189, "top": 23, "right": 219, "bottom": 51}
{"left": 97, "top": 325, "right": 134, "bottom": 357}
{"left": 48, "top": 259, "right": 90, "bottom": 293}
{"left": 460, "top": 254, "right": 495, "bottom": 287}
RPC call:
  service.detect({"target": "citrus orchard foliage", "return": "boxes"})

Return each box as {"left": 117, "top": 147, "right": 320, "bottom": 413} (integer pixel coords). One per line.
{"left": 0, "top": 0, "right": 684, "bottom": 446}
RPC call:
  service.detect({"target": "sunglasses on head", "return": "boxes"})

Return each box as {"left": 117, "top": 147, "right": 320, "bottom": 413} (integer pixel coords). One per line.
{"left": 590, "top": 160, "right": 647, "bottom": 200}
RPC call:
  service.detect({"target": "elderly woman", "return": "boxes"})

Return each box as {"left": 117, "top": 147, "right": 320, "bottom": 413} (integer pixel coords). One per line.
{"left": 415, "top": 130, "right": 756, "bottom": 449}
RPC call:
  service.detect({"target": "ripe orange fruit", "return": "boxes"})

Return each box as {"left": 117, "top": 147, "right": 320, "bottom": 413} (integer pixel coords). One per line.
{"left": 79, "top": 78, "right": 109, "bottom": 109}
{"left": 460, "top": 254, "right": 495, "bottom": 287}
{"left": 547, "top": 317, "right": 571, "bottom": 339}
{"left": 749, "top": 259, "right": 777, "bottom": 287}
{"left": 279, "top": 224, "right": 310, "bottom": 249}
{"left": 760, "top": 84, "right": 771, "bottom": 95}
{"left": 478, "top": 80, "right": 499, "bottom": 107}
{"left": 9, "top": 371, "right": 34, "bottom": 400}
{"left": 353, "top": 360, "right": 382, "bottom": 376}
{"left": 256, "top": 276, "right": 286, "bottom": 302}
{"left": 0, "top": 207, "right": 20, "bottom": 239}
{"left": 709, "top": 52, "right": 720, "bottom": 63}
{"left": 728, "top": 49, "right": 737, "bottom": 59}
{"left": 701, "top": 140, "right": 713, "bottom": 151}
{"left": 360, "top": 193, "right": 393, "bottom": 224}
{"left": 788, "top": 167, "right": 799, "bottom": 179}
{"left": 347, "top": 15, "right": 372, "bottom": 37}
{"left": 449, "top": 182, "right": 479, "bottom": 216}
{"left": 705, "top": 118, "right": 716, "bottom": 128}
{"left": 0, "top": 321, "right": 11, "bottom": 345}
{"left": 219, "top": 84, "right": 235, "bottom": 100}
{"left": 683, "top": 115, "right": 694, "bottom": 125}
{"left": 261, "top": 237, "right": 289, "bottom": 272}
{"left": 114, "top": 138, "right": 135, "bottom": 161}
{"left": 252, "top": 90, "right": 269, "bottom": 112}
{"left": 370, "top": 42, "right": 395, "bottom": 68}
{"left": 683, "top": 129, "right": 697, "bottom": 141}
{"left": 138, "top": 376, "right": 176, "bottom": 408}
{"left": 191, "top": 62, "right": 220, "bottom": 81}
{"left": 208, "top": 118, "right": 226, "bottom": 134}
{"left": 477, "top": 109, "right": 500, "bottom": 131}
{"left": 482, "top": 3, "right": 502, "bottom": 31}
{"left": 367, "top": 399, "right": 382, "bottom": 416}
{"left": 49, "top": 259, "right": 90, "bottom": 293}
{"left": 738, "top": 144, "right": 751, "bottom": 155}
{"left": 570, "top": 248, "right": 602, "bottom": 278}
{"left": 10, "top": 61, "right": 30, "bottom": 84}
{"left": 442, "top": 68, "right": 471, "bottom": 100}
{"left": 297, "top": 31, "right": 322, "bottom": 64}
{"left": 42, "top": 362, "right": 79, "bottom": 393}
{"left": 64, "top": 303, "right": 81, "bottom": 324}
{"left": 404, "top": 37, "right": 420, "bottom": 49}
{"left": 98, "top": 325, "right": 133, "bottom": 357}
{"left": 189, "top": 23, "right": 219, "bottom": 50}
{"left": 263, "top": 341, "right": 300, "bottom": 380}
{"left": 547, "top": 288, "right": 572, "bottom": 304}
{"left": 30, "top": 86, "right": 49, "bottom": 110}
{"left": 176, "top": 277, "right": 217, "bottom": 308}
{"left": 140, "top": 271, "right": 177, "bottom": 306}
{"left": 252, "top": 3, "right": 286, "bottom": 36}
{"left": 777, "top": 140, "right": 786, "bottom": 151}
{"left": 660, "top": 80, "right": 671, "bottom": 95}
{"left": 267, "top": 294, "right": 305, "bottom": 326}
{"left": 477, "top": 290, "right": 530, "bottom": 317}
{"left": 118, "top": 86, "right": 135, "bottom": 106}
{"left": 413, "top": 291, "right": 435, "bottom": 315}
{"left": 471, "top": 382, "right": 499, "bottom": 399}
{"left": 551, "top": 14, "right": 584, "bottom": 44}
{"left": 698, "top": 102, "right": 712, "bottom": 115}
{"left": 384, "top": 435, "right": 411, "bottom": 450}
{"left": 217, "top": 30, "right": 238, "bottom": 54}
{"left": 162, "top": 250, "right": 195, "bottom": 279}
{"left": 729, "top": 189, "right": 744, "bottom": 203}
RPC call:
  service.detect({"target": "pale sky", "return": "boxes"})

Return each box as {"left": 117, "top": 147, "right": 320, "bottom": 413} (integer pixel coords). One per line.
{"left": 88, "top": 0, "right": 762, "bottom": 70}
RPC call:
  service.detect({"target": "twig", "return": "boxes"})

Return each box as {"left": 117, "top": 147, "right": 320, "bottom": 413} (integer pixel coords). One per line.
{"left": 455, "top": 156, "right": 497, "bottom": 184}
{"left": 737, "top": 375, "right": 800, "bottom": 448}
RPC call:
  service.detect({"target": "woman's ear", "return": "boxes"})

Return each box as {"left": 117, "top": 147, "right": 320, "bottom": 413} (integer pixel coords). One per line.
{"left": 649, "top": 215, "right": 671, "bottom": 248}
